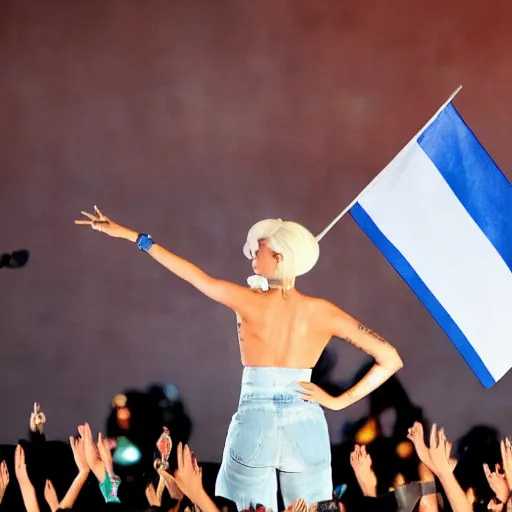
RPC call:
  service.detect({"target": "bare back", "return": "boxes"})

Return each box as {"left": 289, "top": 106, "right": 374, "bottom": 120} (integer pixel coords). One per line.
{"left": 237, "top": 289, "right": 332, "bottom": 368}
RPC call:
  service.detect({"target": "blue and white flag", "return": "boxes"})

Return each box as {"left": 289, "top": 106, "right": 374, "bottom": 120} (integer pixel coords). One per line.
{"left": 349, "top": 99, "right": 512, "bottom": 388}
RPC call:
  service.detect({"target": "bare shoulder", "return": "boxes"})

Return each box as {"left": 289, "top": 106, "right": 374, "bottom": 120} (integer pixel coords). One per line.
{"left": 296, "top": 293, "right": 341, "bottom": 317}
{"left": 299, "top": 294, "right": 340, "bottom": 311}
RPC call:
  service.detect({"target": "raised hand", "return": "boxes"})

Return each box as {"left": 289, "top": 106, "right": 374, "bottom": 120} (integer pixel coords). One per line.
{"left": 0, "top": 461, "right": 9, "bottom": 504}
{"left": 97, "top": 432, "right": 115, "bottom": 478}
{"left": 14, "top": 445, "right": 29, "bottom": 483}
{"left": 29, "top": 402, "right": 46, "bottom": 434}
{"left": 428, "top": 425, "right": 453, "bottom": 478}
{"left": 78, "top": 424, "right": 105, "bottom": 481}
{"left": 501, "top": 438, "right": 512, "bottom": 489}
{"left": 14, "top": 445, "right": 40, "bottom": 512}
{"left": 75, "top": 206, "right": 129, "bottom": 239}
{"left": 288, "top": 498, "right": 307, "bottom": 512}
{"left": 298, "top": 382, "right": 343, "bottom": 410}
{"left": 408, "top": 422, "right": 435, "bottom": 472}
{"left": 173, "top": 443, "right": 203, "bottom": 501}
{"left": 483, "top": 463, "right": 510, "bottom": 504}
{"left": 159, "top": 469, "right": 184, "bottom": 502}
{"left": 44, "top": 480, "right": 59, "bottom": 512}
{"left": 350, "top": 444, "right": 377, "bottom": 497}
{"left": 69, "top": 435, "right": 89, "bottom": 474}
{"left": 145, "top": 483, "right": 157, "bottom": 506}
{"left": 55, "top": 435, "right": 91, "bottom": 510}
{"left": 145, "top": 481, "right": 162, "bottom": 508}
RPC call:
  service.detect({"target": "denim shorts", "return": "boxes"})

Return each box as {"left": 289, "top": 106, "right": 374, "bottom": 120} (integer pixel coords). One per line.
{"left": 215, "top": 367, "right": 332, "bottom": 511}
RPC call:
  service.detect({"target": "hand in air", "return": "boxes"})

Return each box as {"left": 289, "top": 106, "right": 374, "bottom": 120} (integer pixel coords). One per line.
{"left": 29, "top": 402, "right": 46, "bottom": 434}
{"left": 0, "top": 460, "right": 9, "bottom": 504}
{"left": 287, "top": 498, "right": 307, "bottom": 512}
{"left": 427, "top": 424, "right": 454, "bottom": 478}
{"left": 75, "top": 206, "right": 126, "bottom": 238}
{"left": 350, "top": 444, "right": 377, "bottom": 497}
{"left": 407, "top": 422, "right": 434, "bottom": 470}
{"left": 298, "top": 381, "right": 341, "bottom": 410}
{"left": 78, "top": 424, "right": 105, "bottom": 481}
{"left": 97, "top": 432, "right": 115, "bottom": 478}
{"left": 14, "top": 445, "right": 29, "bottom": 483}
{"left": 69, "top": 435, "right": 89, "bottom": 474}
{"left": 501, "top": 438, "right": 512, "bottom": 489}
{"left": 145, "top": 481, "right": 161, "bottom": 507}
{"left": 173, "top": 443, "right": 204, "bottom": 501}
{"left": 483, "top": 462, "right": 510, "bottom": 504}
{"left": 44, "top": 480, "right": 60, "bottom": 512}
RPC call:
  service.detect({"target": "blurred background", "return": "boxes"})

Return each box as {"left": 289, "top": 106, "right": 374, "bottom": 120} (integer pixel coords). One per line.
{"left": 1, "top": 0, "right": 511, "bottom": 464}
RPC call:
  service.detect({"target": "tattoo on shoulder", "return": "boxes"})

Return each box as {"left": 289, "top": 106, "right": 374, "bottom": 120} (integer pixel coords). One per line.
{"left": 357, "top": 323, "right": 387, "bottom": 343}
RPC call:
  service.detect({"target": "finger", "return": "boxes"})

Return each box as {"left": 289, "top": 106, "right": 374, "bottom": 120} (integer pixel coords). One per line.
{"left": 445, "top": 440, "right": 452, "bottom": 460}
{"left": 299, "top": 393, "right": 312, "bottom": 401}
{"left": 193, "top": 454, "right": 200, "bottom": 473}
{"left": 94, "top": 206, "right": 107, "bottom": 219}
{"left": 429, "top": 424, "right": 438, "bottom": 449}
{"left": 298, "top": 381, "right": 313, "bottom": 389}
{"left": 34, "top": 403, "right": 40, "bottom": 414}
{"left": 176, "top": 442, "right": 183, "bottom": 470}
{"left": 81, "top": 211, "right": 98, "bottom": 221}
{"left": 183, "top": 445, "right": 192, "bottom": 469}
{"left": 484, "top": 463, "right": 491, "bottom": 479}
{"left": 74, "top": 220, "right": 94, "bottom": 225}
{"left": 84, "top": 423, "right": 93, "bottom": 441}
{"left": 17, "top": 445, "right": 25, "bottom": 464}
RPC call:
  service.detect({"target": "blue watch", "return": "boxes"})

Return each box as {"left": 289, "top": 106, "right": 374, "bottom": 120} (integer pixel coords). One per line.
{"left": 136, "top": 233, "right": 154, "bottom": 252}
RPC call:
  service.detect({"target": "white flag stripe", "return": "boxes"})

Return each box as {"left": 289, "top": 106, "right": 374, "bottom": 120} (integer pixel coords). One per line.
{"left": 358, "top": 142, "right": 512, "bottom": 381}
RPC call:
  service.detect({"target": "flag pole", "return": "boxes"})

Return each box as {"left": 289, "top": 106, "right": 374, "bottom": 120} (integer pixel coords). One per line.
{"left": 315, "top": 85, "right": 463, "bottom": 242}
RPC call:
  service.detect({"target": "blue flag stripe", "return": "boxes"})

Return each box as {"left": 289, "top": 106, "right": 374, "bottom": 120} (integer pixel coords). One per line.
{"left": 350, "top": 202, "right": 496, "bottom": 389}
{"left": 418, "top": 104, "right": 512, "bottom": 271}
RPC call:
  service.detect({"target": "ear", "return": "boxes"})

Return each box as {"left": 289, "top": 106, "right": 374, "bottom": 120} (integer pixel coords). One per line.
{"left": 275, "top": 253, "right": 283, "bottom": 262}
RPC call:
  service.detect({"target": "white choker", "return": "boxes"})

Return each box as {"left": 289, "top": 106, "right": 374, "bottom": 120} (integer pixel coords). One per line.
{"left": 247, "top": 275, "right": 270, "bottom": 291}
{"left": 246, "top": 275, "right": 294, "bottom": 292}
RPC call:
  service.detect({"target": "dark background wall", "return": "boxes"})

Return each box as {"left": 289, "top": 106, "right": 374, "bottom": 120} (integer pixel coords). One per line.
{"left": 1, "top": 0, "right": 511, "bottom": 462}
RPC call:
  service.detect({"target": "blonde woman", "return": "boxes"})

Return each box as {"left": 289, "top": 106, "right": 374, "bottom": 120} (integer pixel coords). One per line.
{"left": 76, "top": 208, "right": 403, "bottom": 511}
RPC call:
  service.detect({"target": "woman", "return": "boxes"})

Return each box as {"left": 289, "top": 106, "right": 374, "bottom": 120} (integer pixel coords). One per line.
{"left": 76, "top": 208, "right": 403, "bottom": 511}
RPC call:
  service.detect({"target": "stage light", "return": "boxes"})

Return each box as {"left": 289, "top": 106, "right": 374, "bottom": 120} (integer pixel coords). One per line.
{"left": 112, "top": 436, "right": 142, "bottom": 466}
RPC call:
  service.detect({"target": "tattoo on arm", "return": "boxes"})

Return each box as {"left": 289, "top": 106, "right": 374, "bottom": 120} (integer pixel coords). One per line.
{"left": 357, "top": 323, "right": 387, "bottom": 343}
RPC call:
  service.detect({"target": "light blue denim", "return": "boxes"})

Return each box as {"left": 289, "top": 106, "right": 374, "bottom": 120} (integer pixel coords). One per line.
{"left": 215, "top": 367, "right": 333, "bottom": 511}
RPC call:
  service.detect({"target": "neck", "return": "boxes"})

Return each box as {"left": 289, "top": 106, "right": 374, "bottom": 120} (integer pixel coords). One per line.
{"left": 267, "top": 277, "right": 295, "bottom": 291}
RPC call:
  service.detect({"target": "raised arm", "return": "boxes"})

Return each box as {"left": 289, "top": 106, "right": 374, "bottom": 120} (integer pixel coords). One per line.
{"left": 300, "top": 303, "right": 403, "bottom": 410}
{"left": 75, "top": 207, "right": 259, "bottom": 316}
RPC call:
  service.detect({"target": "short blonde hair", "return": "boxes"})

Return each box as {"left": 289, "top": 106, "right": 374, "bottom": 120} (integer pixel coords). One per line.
{"left": 243, "top": 219, "right": 320, "bottom": 280}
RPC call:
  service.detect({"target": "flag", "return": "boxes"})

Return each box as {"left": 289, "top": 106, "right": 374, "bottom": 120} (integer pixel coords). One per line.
{"left": 350, "top": 101, "right": 512, "bottom": 388}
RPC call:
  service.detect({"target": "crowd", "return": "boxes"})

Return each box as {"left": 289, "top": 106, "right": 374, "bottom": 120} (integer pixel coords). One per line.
{"left": 0, "top": 398, "right": 511, "bottom": 512}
